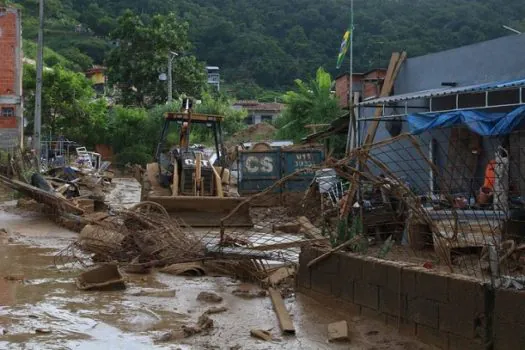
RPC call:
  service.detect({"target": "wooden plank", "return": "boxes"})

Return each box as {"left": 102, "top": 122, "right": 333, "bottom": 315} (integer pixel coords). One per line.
{"left": 195, "top": 153, "right": 202, "bottom": 196}
{"left": 251, "top": 238, "right": 328, "bottom": 251}
{"left": 211, "top": 166, "right": 224, "bottom": 198}
{"left": 363, "top": 51, "right": 407, "bottom": 146}
{"left": 268, "top": 287, "right": 295, "bottom": 335}
{"left": 263, "top": 266, "right": 295, "bottom": 286}
{"left": 172, "top": 161, "right": 179, "bottom": 196}
{"left": 297, "top": 216, "right": 324, "bottom": 240}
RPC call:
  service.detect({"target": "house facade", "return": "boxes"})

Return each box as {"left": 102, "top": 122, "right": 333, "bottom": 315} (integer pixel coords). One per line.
{"left": 85, "top": 65, "right": 107, "bottom": 96}
{"left": 233, "top": 100, "right": 284, "bottom": 125}
{"left": 0, "top": 7, "right": 23, "bottom": 149}
{"left": 357, "top": 33, "right": 525, "bottom": 193}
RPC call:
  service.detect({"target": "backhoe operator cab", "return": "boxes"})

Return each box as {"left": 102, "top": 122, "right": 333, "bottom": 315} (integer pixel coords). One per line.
{"left": 145, "top": 98, "right": 252, "bottom": 227}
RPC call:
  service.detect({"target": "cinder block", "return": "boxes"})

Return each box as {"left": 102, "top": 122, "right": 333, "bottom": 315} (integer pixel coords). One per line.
{"left": 379, "top": 287, "right": 407, "bottom": 318}
{"left": 354, "top": 280, "right": 379, "bottom": 310}
{"left": 439, "top": 302, "right": 479, "bottom": 339}
{"left": 415, "top": 271, "right": 448, "bottom": 303}
{"left": 296, "top": 260, "right": 311, "bottom": 290}
{"left": 310, "top": 254, "right": 339, "bottom": 295}
{"left": 416, "top": 324, "right": 448, "bottom": 349}
{"left": 448, "top": 333, "right": 484, "bottom": 350}
{"left": 385, "top": 263, "right": 403, "bottom": 292}
{"left": 360, "top": 306, "right": 385, "bottom": 323}
{"left": 386, "top": 315, "right": 416, "bottom": 337}
{"left": 338, "top": 253, "right": 363, "bottom": 280}
{"left": 494, "top": 288, "right": 525, "bottom": 325}
{"left": 362, "top": 259, "right": 388, "bottom": 286}
{"left": 401, "top": 268, "right": 417, "bottom": 296}
{"left": 340, "top": 277, "right": 354, "bottom": 303}
{"left": 447, "top": 275, "right": 485, "bottom": 310}
{"left": 493, "top": 320, "right": 525, "bottom": 350}
{"left": 407, "top": 297, "right": 439, "bottom": 329}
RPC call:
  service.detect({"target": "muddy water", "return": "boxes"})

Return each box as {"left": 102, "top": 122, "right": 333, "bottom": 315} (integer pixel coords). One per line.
{"left": 0, "top": 204, "right": 430, "bottom": 350}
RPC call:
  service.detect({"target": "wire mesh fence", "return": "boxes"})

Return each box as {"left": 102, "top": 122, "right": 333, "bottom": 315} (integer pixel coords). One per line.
{"left": 192, "top": 127, "right": 525, "bottom": 289}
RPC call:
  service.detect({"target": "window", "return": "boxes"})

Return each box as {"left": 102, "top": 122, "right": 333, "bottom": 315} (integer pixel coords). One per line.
{"left": 1, "top": 107, "right": 15, "bottom": 117}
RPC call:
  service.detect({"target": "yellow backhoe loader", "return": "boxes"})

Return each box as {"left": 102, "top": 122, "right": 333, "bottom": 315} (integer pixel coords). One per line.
{"left": 143, "top": 98, "right": 252, "bottom": 227}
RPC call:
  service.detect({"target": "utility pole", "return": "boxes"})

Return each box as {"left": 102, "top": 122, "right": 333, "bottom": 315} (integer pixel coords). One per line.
{"left": 34, "top": 0, "right": 44, "bottom": 171}
{"left": 167, "top": 51, "right": 178, "bottom": 104}
{"left": 345, "top": 0, "right": 355, "bottom": 155}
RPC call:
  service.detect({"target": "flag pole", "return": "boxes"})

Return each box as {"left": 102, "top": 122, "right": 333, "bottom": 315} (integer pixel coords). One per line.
{"left": 345, "top": 0, "right": 355, "bottom": 155}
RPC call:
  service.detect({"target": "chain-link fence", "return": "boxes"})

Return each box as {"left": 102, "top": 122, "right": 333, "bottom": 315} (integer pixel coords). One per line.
{"left": 192, "top": 127, "right": 525, "bottom": 289}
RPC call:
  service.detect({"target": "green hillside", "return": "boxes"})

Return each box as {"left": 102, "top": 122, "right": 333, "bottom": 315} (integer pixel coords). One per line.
{"left": 9, "top": 0, "right": 525, "bottom": 96}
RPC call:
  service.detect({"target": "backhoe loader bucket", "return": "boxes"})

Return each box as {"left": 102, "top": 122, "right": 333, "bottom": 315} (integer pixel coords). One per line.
{"left": 147, "top": 195, "right": 252, "bottom": 227}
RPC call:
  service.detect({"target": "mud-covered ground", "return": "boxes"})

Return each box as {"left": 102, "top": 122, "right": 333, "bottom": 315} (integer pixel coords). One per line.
{"left": 0, "top": 200, "right": 430, "bottom": 350}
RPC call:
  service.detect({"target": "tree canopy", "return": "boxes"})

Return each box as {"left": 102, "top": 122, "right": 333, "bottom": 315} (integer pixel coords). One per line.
{"left": 106, "top": 11, "right": 206, "bottom": 106}
{"left": 275, "top": 67, "right": 341, "bottom": 142}
{"left": 11, "top": 0, "right": 525, "bottom": 98}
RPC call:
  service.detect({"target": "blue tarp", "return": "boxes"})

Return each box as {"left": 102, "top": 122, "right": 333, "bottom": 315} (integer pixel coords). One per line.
{"left": 408, "top": 105, "right": 525, "bottom": 136}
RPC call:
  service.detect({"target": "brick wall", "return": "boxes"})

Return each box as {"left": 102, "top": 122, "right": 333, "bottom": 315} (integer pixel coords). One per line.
{"left": 297, "top": 247, "right": 525, "bottom": 350}
{"left": 335, "top": 73, "right": 363, "bottom": 109}
{"left": 0, "top": 8, "right": 18, "bottom": 96}
{"left": 0, "top": 7, "right": 22, "bottom": 149}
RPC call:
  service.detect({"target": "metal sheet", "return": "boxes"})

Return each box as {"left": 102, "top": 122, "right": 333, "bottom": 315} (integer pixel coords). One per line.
{"left": 282, "top": 150, "right": 323, "bottom": 192}
{"left": 238, "top": 150, "right": 281, "bottom": 195}
{"left": 359, "top": 78, "right": 525, "bottom": 107}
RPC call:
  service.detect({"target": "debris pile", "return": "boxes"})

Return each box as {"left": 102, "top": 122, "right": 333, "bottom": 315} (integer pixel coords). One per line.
{"left": 68, "top": 207, "right": 206, "bottom": 268}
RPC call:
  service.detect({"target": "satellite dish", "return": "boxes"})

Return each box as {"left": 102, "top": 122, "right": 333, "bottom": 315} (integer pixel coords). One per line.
{"left": 158, "top": 73, "right": 167, "bottom": 81}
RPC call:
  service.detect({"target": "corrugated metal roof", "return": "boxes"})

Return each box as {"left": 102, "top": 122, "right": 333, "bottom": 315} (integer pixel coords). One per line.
{"left": 358, "top": 78, "right": 525, "bottom": 107}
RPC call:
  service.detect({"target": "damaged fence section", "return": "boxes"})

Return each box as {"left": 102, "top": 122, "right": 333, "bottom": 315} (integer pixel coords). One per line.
{"left": 204, "top": 128, "right": 525, "bottom": 290}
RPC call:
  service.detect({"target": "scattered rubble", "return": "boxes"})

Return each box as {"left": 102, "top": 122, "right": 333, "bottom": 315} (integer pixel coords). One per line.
{"left": 232, "top": 286, "right": 267, "bottom": 299}
{"left": 4, "top": 275, "right": 24, "bottom": 282}
{"left": 35, "top": 328, "right": 52, "bottom": 335}
{"left": 327, "top": 321, "right": 349, "bottom": 342}
{"left": 204, "top": 306, "right": 228, "bottom": 315}
{"left": 182, "top": 313, "right": 214, "bottom": 336}
{"left": 76, "top": 264, "right": 126, "bottom": 291}
{"left": 197, "top": 292, "right": 223, "bottom": 303}
{"left": 130, "top": 289, "right": 177, "bottom": 298}
{"left": 250, "top": 329, "right": 273, "bottom": 341}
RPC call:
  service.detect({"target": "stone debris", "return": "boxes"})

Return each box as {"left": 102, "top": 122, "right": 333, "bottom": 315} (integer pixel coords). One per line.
{"left": 250, "top": 329, "right": 273, "bottom": 341}
{"left": 204, "top": 306, "right": 228, "bottom": 315}
{"left": 327, "top": 320, "right": 349, "bottom": 342}
{"left": 197, "top": 292, "right": 223, "bottom": 303}
{"left": 182, "top": 313, "right": 214, "bottom": 337}
{"left": 130, "top": 289, "right": 177, "bottom": 298}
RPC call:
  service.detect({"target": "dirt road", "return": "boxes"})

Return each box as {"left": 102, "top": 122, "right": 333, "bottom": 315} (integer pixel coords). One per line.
{"left": 0, "top": 202, "right": 429, "bottom": 350}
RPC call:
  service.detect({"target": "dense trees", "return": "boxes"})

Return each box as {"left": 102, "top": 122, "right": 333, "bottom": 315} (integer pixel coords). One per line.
{"left": 105, "top": 11, "right": 206, "bottom": 106}
{"left": 12, "top": 0, "right": 525, "bottom": 98}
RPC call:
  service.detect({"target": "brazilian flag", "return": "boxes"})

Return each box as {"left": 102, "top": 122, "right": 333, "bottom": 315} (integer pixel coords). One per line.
{"left": 336, "top": 28, "right": 351, "bottom": 69}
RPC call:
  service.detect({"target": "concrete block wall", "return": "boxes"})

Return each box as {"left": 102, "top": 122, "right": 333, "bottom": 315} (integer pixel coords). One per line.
{"left": 297, "top": 247, "right": 525, "bottom": 350}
